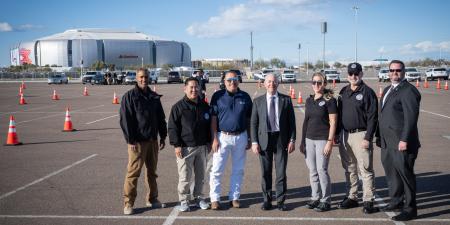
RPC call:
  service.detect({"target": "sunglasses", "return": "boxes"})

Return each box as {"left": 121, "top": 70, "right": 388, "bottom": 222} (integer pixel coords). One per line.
{"left": 312, "top": 80, "right": 323, "bottom": 86}
{"left": 226, "top": 77, "right": 239, "bottom": 82}
{"left": 348, "top": 73, "right": 360, "bottom": 77}
{"left": 389, "top": 69, "right": 403, "bottom": 73}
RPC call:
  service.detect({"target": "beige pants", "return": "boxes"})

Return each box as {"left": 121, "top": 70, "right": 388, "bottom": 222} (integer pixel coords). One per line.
{"left": 338, "top": 131, "right": 375, "bottom": 202}
{"left": 177, "top": 145, "right": 208, "bottom": 201}
{"left": 123, "top": 140, "right": 159, "bottom": 207}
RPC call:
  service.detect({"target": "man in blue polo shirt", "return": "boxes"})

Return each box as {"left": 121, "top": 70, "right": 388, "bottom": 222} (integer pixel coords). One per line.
{"left": 209, "top": 70, "right": 252, "bottom": 210}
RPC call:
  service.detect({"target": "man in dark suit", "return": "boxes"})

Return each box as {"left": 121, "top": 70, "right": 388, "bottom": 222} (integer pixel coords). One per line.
{"left": 377, "top": 60, "right": 421, "bottom": 221}
{"left": 250, "top": 74, "right": 296, "bottom": 211}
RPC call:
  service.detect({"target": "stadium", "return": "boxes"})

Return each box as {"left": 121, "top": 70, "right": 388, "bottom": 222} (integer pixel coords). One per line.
{"left": 9, "top": 29, "right": 191, "bottom": 68}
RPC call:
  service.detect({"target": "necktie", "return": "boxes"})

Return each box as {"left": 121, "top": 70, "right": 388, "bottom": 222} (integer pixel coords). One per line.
{"left": 269, "top": 96, "right": 276, "bottom": 132}
{"left": 382, "top": 85, "right": 393, "bottom": 107}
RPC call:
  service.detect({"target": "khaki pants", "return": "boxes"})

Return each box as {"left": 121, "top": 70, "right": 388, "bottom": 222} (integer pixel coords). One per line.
{"left": 177, "top": 145, "right": 208, "bottom": 201}
{"left": 123, "top": 140, "right": 159, "bottom": 207}
{"left": 338, "top": 131, "right": 375, "bottom": 202}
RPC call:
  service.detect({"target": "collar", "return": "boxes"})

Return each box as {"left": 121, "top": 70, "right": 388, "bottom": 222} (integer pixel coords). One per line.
{"left": 266, "top": 92, "right": 279, "bottom": 100}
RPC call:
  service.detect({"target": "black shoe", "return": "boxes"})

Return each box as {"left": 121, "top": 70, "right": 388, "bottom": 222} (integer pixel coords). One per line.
{"left": 305, "top": 200, "right": 320, "bottom": 209}
{"left": 277, "top": 203, "right": 287, "bottom": 211}
{"left": 391, "top": 211, "right": 417, "bottom": 221}
{"left": 314, "top": 202, "right": 331, "bottom": 212}
{"left": 261, "top": 201, "right": 272, "bottom": 210}
{"left": 381, "top": 203, "right": 404, "bottom": 212}
{"left": 362, "top": 201, "right": 379, "bottom": 214}
{"left": 337, "top": 197, "right": 358, "bottom": 209}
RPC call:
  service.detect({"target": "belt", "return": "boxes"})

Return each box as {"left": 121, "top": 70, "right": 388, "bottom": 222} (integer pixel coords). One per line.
{"left": 221, "top": 131, "right": 243, "bottom": 136}
{"left": 268, "top": 131, "right": 280, "bottom": 136}
{"left": 346, "top": 128, "right": 366, "bottom": 133}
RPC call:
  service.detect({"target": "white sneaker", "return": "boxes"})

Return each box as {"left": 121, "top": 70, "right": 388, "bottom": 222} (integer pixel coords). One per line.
{"left": 176, "top": 201, "right": 190, "bottom": 212}
{"left": 196, "top": 198, "right": 210, "bottom": 210}
{"left": 123, "top": 206, "right": 133, "bottom": 215}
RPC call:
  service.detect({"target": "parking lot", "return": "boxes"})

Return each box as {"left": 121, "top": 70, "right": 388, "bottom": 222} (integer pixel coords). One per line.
{"left": 0, "top": 78, "right": 449, "bottom": 225}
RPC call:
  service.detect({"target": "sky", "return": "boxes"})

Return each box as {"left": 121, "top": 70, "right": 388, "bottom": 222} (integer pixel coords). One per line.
{"left": 0, "top": 0, "right": 449, "bottom": 67}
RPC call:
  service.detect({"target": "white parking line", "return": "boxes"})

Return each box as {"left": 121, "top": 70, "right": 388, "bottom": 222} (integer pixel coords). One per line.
{"left": 85, "top": 114, "right": 118, "bottom": 125}
{"left": 420, "top": 109, "right": 450, "bottom": 119}
{"left": 0, "top": 154, "right": 97, "bottom": 201}
{"left": 374, "top": 194, "right": 405, "bottom": 225}
{"left": 16, "top": 105, "right": 105, "bottom": 124}
{"left": 0, "top": 104, "right": 58, "bottom": 115}
{"left": 0, "top": 214, "right": 448, "bottom": 222}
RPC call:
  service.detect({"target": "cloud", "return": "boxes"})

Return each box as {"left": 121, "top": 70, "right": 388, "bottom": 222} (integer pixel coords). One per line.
{"left": 399, "top": 40, "right": 450, "bottom": 55}
{"left": 0, "top": 22, "right": 13, "bottom": 32}
{"left": 187, "top": 0, "right": 324, "bottom": 38}
{"left": 0, "top": 22, "right": 43, "bottom": 32}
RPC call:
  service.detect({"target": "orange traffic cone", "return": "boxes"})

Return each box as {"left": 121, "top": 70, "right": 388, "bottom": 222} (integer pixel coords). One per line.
{"left": 112, "top": 92, "right": 119, "bottom": 104}
{"left": 424, "top": 79, "right": 429, "bottom": 88}
{"left": 437, "top": 79, "right": 441, "bottom": 89}
{"left": 19, "top": 94, "right": 27, "bottom": 105}
{"left": 445, "top": 81, "right": 448, "bottom": 90}
{"left": 21, "top": 80, "right": 26, "bottom": 89}
{"left": 415, "top": 79, "right": 419, "bottom": 88}
{"left": 153, "top": 85, "right": 156, "bottom": 92}
{"left": 332, "top": 79, "right": 336, "bottom": 88}
{"left": 378, "top": 86, "right": 383, "bottom": 98}
{"left": 62, "top": 107, "right": 76, "bottom": 132}
{"left": 290, "top": 88, "right": 296, "bottom": 99}
{"left": 83, "top": 86, "right": 89, "bottom": 96}
{"left": 18, "top": 86, "right": 23, "bottom": 96}
{"left": 52, "top": 89, "right": 59, "bottom": 100}
{"left": 5, "top": 115, "right": 22, "bottom": 146}
{"left": 297, "top": 91, "right": 303, "bottom": 104}
{"left": 289, "top": 84, "right": 292, "bottom": 92}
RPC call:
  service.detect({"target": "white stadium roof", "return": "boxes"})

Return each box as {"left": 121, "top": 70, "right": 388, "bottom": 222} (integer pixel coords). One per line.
{"left": 38, "top": 29, "right": 164, "bottom": 41}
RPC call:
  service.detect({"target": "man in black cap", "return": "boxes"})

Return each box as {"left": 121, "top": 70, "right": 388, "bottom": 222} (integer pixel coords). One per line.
{"left": 336, "top": 62, "right": 379, "bottom": 214}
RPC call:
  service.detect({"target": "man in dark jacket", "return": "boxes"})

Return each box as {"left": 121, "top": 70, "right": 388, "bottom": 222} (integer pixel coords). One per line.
{"left": 168, "top": 77, "right": 212, "bottom": 212}
{"left": 120, "top": 68, "right": 167, "bottom": 215}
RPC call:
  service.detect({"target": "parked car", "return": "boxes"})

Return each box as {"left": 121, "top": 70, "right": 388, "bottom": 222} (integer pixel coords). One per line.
{"left": 149, "top": 69, "right": 160, "bottom": 84}
{"left": 322, "top": 69, "right": 340, "bottom": 82}
{"left": 280, "top": 69, "right": 296, "bottom": 83}
{"left": 124, "top": 71, "right": 137, "bottom": 85}
{"left": 48, "top": 73, "right": 68, "bottom": 84}
{"left": 167, "top": 71, "right": 183, "bottom": 83}
{"left": 405, "top": 67, "right": 421, "bottom": 82}
{"left": 378, "top": 68, "right": 390, "bottom": 82}
{"left": 253, "top": 71, "right": 265, "bottom": 81}
{"left": 82, "top": 71, "right": 103, "bottom": 84}
{"left": 426, "top": 67, "right": 448, "bottom": 80}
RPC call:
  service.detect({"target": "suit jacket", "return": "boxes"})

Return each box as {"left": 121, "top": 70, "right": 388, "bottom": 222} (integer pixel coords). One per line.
{"left": 250, "top": 92, "right": 296, "bottom": 150}
{"left": 378, "top": 80, "right": 421, "bottom": 152}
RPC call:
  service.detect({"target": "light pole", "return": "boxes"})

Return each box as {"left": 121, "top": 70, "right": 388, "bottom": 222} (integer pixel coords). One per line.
{"left": 250, "top": 31, "right": 254, "bottom": 71}
{"left": 298, "top": 43, "right": 301, "bottom": 74}
{"left": 321, "top": 22, "right": 327, "bottom": 70}
{"left": 352, "top": 5, "right": 359, "bottom": 62}
{"left": 79, "top": 34, "right": 83, "bottom": 78}
{"left": 306, "top": 44, "right": 309, "bottom": 77}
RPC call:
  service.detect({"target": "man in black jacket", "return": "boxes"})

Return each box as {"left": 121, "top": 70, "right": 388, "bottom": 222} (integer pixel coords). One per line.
{"left": 120, "top": 68, "right": 167, "bottom": 215}
{"left": 377, "top": 60, "right": 421, "bottom": 221}
{"left": 168, "top": 77, "right": 212, "bottom": 212}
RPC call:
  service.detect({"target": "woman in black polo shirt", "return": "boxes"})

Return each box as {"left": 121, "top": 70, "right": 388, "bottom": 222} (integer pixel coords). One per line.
{"left": 300, "top": 72, "right": 337, "bottom": 212}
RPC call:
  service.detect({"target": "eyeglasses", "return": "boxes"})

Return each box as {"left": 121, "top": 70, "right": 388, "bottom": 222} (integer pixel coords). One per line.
{"left": 226, "top": 77, "right": 239, "bottom": 82}
{"left": 312, "top": 80, "right": 323, "bottom": 86}
{"left": 389, "top": 69, "right": 402, "bottom": 73}
{"left": 348, "top": 73, "right": 360, "bottom": 77}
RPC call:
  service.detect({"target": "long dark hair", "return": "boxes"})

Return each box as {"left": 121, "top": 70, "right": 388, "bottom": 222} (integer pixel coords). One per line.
{"left": 312, "top": 72, "right": 334, "bottom": 100}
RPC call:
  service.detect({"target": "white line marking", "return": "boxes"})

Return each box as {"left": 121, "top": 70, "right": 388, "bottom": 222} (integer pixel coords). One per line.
{"left": 0, "top": 105, "right": 58, "bottom": 115}
{"left": 0, "top": 215, "right": 449, "bottom": 222}
{"left": 16, "top": 105, "right": 105, "bottom": 124}
{"left": 0, "top": 154, "right": 97, "bottom": 201}
{"left": 85, "top": 114, "right": 118, "bottom": 125}
{"left": 161, "top": 207, "right": 180, "bottom": 225}
{"left": 374, "top": 194, "right": 405, "bottom": 225}
{"left": 443, "top": 136, "right": 450, "bottom": 140}
{"left": 420, "top": 109, "right": 450, "bottom": 119}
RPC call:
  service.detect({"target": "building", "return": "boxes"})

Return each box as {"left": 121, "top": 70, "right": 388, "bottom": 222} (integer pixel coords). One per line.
{"left": 10, "top": 29, "right": 191, "bottom": 68}
{"left": 192, "top": 58, "right": 249, "bottom": 68}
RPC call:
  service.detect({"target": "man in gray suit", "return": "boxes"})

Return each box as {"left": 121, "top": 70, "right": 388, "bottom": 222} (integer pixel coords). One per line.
{"left": 250, "top": 74, "right": 296, "bottom": 211}
{"left": 377, "top": 59, "right": 421, "bottom": 221}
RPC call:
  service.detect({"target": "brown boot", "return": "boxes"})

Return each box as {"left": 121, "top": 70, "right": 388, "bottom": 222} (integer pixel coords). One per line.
{"left": 211, "top": 201, "right": 221, "bottom": 210}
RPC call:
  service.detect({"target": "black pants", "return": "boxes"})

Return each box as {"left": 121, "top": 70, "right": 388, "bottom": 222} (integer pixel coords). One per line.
{"left": 381, "top": 147, "right": 417, "bottom": 214}
{"left": 258, "top": 132, "right": 288, "bottom": 204}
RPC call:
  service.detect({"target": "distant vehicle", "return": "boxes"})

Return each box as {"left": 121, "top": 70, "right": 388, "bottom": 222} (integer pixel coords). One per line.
{"left": 378, "top": 68, "right": 390, "bottom": 82}
{"left": 426, "top": 67, "right": 448, "bottom": 80}
{"left": 192, "top": 69, "right": 209, "bottom": 83}
{"left": 82, "top": 71, "right": 103, "bottom": 84}
{"left": 149, "top": 69, "right": 161, "bottom": 84}
{"left": 280, "top": 69, "right": 296, "bottom": 83}
{"left": 405, "top": 67, "right": 421, "bottom": 82}
{"left": 167, "top": 71, "right": 183, "bottom": 83}
{"left": 228, "top": 69, "right": 243, "bottom": 83}
{"left": 124, "top": 71, "right": 137, "bottom": 85}
{"left": 253, "top": 71, "right": 265, "bottom": 81}
{"left": 322, "top": 69, "right": 340, "bottom": 82}
{"left": 48, "top": 73, "right": 68, "bottom": 84}
{"left": 253, "top": 68, "right": 278, "bottom": 81}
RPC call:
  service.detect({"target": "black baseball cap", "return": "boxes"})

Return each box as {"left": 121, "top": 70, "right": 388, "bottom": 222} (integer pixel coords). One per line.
{"left": 347, "top": 62, "right": 362, "bottom": 74}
